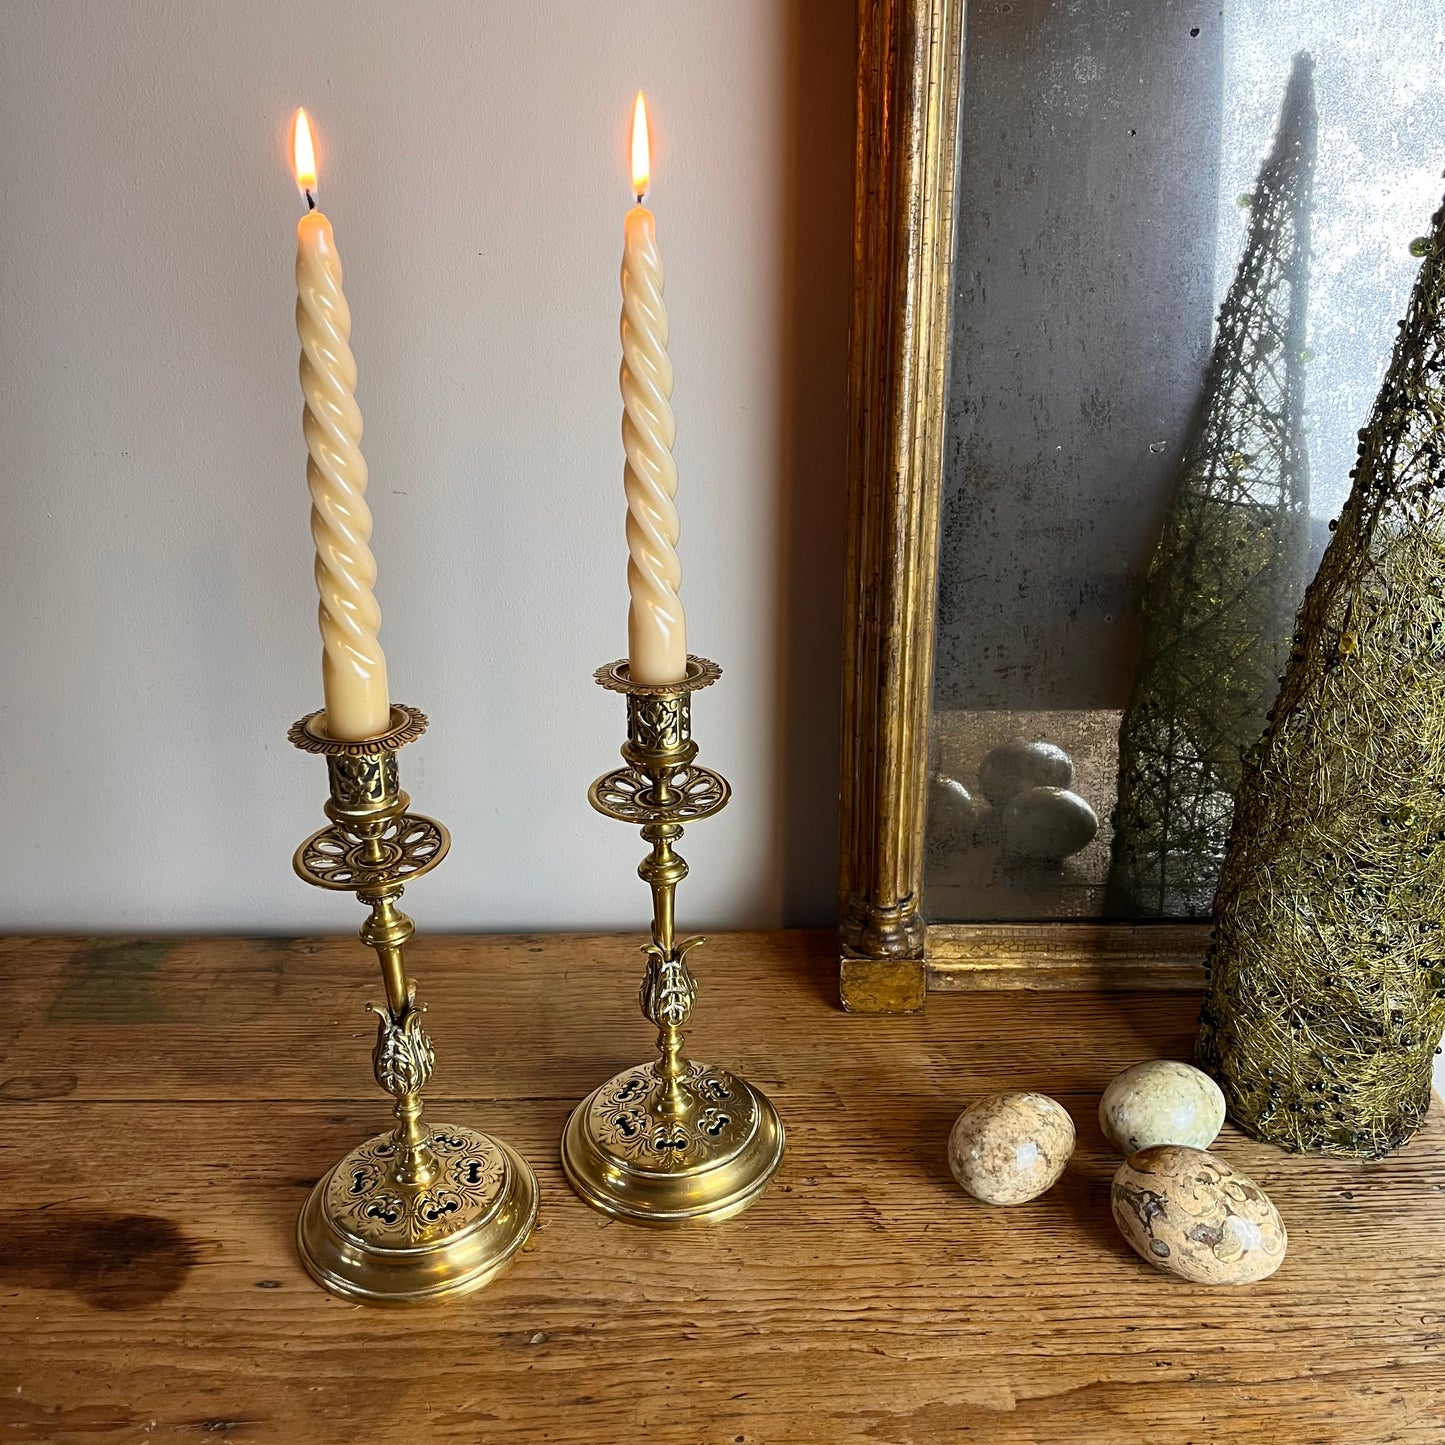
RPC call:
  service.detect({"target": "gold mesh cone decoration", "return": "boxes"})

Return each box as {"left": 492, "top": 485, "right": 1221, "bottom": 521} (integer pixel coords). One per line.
{"left": 1197, "top": 187, "right": 1445, "bottom": 1158}
{"left": 1108, "top": 55, "right": 1316, "bottom": 918}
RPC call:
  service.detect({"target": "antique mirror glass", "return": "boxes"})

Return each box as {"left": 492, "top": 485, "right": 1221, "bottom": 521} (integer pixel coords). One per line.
{"left": 926, "top": 0, "right": 1444, "bottom": 922}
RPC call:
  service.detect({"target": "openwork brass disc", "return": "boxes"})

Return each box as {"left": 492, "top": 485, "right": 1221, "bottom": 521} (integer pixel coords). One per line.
{"left": 297, "top": 1124, "right": 538, "bottom": 1305}
{"left": 293, "top": 814, "right": 450, "bottom": 891}
{"left": 588, "top": 765, "right": 730, "bottom": 824}
{"left": 560, "top": 1062, "right": 784, "bottom": 1225}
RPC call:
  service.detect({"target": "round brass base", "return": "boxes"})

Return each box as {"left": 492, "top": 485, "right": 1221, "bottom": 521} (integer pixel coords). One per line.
{"left": 560, "top": 1060, "right": 784, "bottom": 1225}
{"left": 297, "top": 1124, "right": 538, "bottom": 1305}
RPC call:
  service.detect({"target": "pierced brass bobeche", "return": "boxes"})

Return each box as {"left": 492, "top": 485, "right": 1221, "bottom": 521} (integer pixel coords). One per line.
{"left": 289, "top": 704, "right": 537, "bottom": 1304}
{"left": 562, "top": 658, "right": 785, "bottom": 1225}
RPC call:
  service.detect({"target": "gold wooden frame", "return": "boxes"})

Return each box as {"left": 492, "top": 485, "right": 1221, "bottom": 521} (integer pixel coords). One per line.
{"left": 837, "top": 0, "right": 1208, "bottom": 1010}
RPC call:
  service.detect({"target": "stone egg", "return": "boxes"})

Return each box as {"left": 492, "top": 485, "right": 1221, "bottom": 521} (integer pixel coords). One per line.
{"left": 948, "top": 1092, "right": 1075, "bottom": 1205}
{"left": 927, "top": 773, "right": 983, "bottom": 859}
{"left": 1100, "top": 1060, "right": 1226, "bottom": 1154}
{"left": 976, "top": 739, "right": 1074, "bottom": 806}
{"left": 999, "top": 786, "right": 1099, "bottom": 861}
{"left": 1111, "top": 1145, "right": 1286, "bottom": 1285}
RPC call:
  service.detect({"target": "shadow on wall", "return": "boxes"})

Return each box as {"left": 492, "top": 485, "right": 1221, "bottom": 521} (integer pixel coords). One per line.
{"left": 771, "top": 0, "right": 855, "bottom": 926}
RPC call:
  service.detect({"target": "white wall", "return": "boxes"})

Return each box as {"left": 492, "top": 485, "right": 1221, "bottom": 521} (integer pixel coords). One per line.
{"left": 0, "top": 1, "right": 854, "bottom": 933}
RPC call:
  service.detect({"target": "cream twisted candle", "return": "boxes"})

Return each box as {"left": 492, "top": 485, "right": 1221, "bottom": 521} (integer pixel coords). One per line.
{"left": 293, "top": 112, "right": 390, "bottom": 740}
{"left": 621, "top": 94, "right": 687, "bottom": 686}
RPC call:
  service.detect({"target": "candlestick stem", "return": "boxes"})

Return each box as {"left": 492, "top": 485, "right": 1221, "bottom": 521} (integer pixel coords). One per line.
{"left": 639, "top": 820, "right": 699, "bottom": 1118}
{"left": 356, "top": 887, "right": 438, "bottom": 1185}
{"left": 361, "top": 889, "right": 412, "bottom": 1017}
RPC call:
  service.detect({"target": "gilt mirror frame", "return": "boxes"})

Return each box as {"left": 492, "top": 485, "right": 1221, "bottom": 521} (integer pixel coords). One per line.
{"left": 837, "top": 0, "right": 1210, "bottom": 1010}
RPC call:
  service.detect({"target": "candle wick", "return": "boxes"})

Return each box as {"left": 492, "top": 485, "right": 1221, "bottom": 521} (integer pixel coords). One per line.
{"left": 635, "top": 192, "right": 644, "bottom": 206}
{"left": 305, "top": 188, "right": 317, "bottom": 212}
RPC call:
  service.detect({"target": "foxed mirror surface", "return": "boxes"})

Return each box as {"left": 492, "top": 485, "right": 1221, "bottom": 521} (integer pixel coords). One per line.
{"left": 925, "top": 0, "right": 1444, "bottom": 922}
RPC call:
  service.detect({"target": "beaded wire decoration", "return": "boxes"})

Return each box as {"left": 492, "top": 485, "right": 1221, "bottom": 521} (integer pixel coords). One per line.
{"left": 1197, "top": 181, "right": 1445, "bottom": 1157}
{"left": 1109, "top": 54, "right": 1316, "bottom": 918}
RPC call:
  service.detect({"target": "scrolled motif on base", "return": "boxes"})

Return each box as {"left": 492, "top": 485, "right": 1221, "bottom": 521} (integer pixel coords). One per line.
{"left": 325, "top": 1127, "right": 509, "bottom": 1248}
{"left": 561, "top": 1060, "right": 785, "bottom": 1225}
{"left": 588, "top": 1061, "right": 755, "bottom": 1170}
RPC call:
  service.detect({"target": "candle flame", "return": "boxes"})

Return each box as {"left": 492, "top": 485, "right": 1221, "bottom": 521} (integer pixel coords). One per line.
{"left": 630, "top": 91, "right": 650, "bottom": 199}
{"left": 292, "top": 108, "right": 317, "bottom": 195}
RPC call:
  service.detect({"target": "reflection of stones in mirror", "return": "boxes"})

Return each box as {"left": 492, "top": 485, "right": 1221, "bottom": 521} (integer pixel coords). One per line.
{"left": 925, "top": 774, "right": 985, "bottom": 863}
{"left": 1000, "top": 786, "right": 1099, "bottom": 863}
{"left": 926, "top": 746, "right": 1101, "bottom": 871}
{"left": 925, "top": 710, "right": 1121, "bottom": 921}
{"left": 976, "top": 738, "right": 1074, "bottom": 806}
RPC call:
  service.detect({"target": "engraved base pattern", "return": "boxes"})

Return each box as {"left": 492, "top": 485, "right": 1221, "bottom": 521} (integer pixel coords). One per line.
{"left": 589, "top": 1062, "right": 757, "bottom": 1171}
{"left": 325, "top": 1127, "right": 507, "bottom": 1247}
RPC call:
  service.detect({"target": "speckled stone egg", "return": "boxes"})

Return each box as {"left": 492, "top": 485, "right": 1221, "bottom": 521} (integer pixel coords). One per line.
{"left": 1111, "top": 1145, "right": 1286, "bottom": 1285}
{"left": 927, "top": 773, "right": 983, "bottom": 859}
{"left": 999, "top": 786, "right": 1099, "bottom": 861}
{"left": 976, "top": 739, "right": 1074, "bottom": 806}
{"left": 1100, "top": 1060, "right": 1226, "bottom": 1154}
{"left": 948, "top": 1092, "right": 1076, "bottom": 1205}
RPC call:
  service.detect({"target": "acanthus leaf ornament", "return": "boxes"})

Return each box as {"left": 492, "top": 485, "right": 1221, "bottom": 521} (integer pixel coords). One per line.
{"left": 369, "top": 991, "right": 436, "bottom": 1101}
{"left": 639, "top": 936, "right": 703, "bottom": 1029}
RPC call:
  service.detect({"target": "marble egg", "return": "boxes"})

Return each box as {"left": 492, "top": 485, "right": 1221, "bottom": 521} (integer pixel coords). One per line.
{"left": 927, "top": 773, "right": 983, "bottom": 859}
{"left": 1100, "top": 1060, "right": 1226, "bottom": 1154}
{"left": 1111, "top": 1145, "right": 1287, "bottom": 1285}
{"left": 948, "top": 1092, "right": 1076, "bottom": 1205}
{"left": 999, "top": 786, "right": 1099, "bottom": 861}
{"left": 976, "top": 739, "right": 1074, "bottom": 806}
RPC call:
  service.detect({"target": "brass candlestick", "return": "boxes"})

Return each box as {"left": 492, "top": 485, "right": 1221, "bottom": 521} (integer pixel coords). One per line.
{"left": 561, "top": 657, "right": 785, "bottom": 1224}
{"left": 289, "top": 703, "right": 537, "bottom": 1304}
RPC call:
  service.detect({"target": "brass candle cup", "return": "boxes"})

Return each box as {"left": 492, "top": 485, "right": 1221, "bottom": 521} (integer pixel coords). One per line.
{"left": 289, "top": 704, "right": 537, "bottom": 1304}
{"left": 561, "top": 658, "right": 785, "bottom": 1225}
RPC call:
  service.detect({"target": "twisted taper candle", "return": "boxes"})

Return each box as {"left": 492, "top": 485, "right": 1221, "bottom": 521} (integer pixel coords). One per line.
{"left": 621, "top": 202, "right": 687, "bottom": 685}
{"left": 296, "top": 209, "right": 390, "bottom": 739}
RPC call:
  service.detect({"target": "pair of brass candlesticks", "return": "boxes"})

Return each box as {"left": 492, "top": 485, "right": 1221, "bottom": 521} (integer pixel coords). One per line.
{"left": 289, "top": 657, "right": 784, "bottom": 1305}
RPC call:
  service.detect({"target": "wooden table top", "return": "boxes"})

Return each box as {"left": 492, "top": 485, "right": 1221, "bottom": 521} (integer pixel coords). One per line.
{"left": 1, "top": 930, "right": 1442, "bottom": 1444}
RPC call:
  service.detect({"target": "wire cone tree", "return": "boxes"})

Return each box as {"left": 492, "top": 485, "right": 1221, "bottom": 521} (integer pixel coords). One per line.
{"left": 1109, "top": 55, "right": 1315, "bottom": 917}
{"left": 1197, "top": 190, "right": 1445, "bottom": 1158}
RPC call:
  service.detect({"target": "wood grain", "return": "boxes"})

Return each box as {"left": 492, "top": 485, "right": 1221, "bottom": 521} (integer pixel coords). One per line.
{"left": 1, "top": 931, "right": 1442, "bottom": 1443}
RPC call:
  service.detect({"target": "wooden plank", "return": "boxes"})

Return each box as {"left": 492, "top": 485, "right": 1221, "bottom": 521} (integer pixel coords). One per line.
{"left": 1, "top": 932, "right": 1443, "bottom": 1443}
{"left": 0, "top": 931, "right": 1208, "bottom": 1102}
